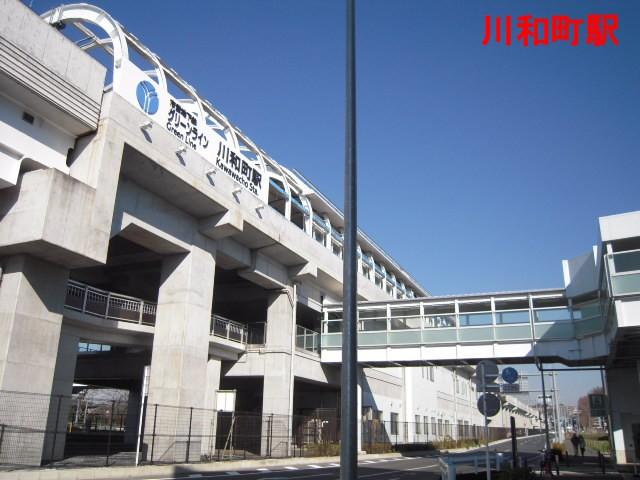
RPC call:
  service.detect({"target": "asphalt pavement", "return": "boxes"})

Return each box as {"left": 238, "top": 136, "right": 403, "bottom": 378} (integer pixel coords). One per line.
{"left": 137, "top": 436, "right": 547, "bottom": 480}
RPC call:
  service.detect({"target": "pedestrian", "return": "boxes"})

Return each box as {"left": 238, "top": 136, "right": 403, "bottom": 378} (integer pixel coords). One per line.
{"left": 579, "top": 433, "right": 586, "bottom": 458}
{"left": 571, "top": 432, "right": 579, "bottom": 456}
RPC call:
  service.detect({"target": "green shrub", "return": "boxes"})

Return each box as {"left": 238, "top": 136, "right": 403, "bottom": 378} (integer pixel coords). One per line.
{"left": 304, "top": 442, "right": 341, "bottom": 457}
{"left": 366, "top": 442, "right": 396, "bottom": 454}
{"left": 433, "top": 437, "right": 481, "bottom": 450}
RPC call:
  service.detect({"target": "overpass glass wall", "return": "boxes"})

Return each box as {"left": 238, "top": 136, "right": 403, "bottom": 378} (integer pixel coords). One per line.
{"left": 321, "top": 291, "right": 606, "bottom": 349}
{"left": 607, "top": 249, "right": 640, "bottom": 297}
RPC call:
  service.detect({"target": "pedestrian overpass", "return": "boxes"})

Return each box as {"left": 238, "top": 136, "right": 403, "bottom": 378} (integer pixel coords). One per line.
{"left": 321, "top": 287, "right": 611, "bottom": 366}
{"left": 320, "top": 245, "right": 640, "bottom": 368}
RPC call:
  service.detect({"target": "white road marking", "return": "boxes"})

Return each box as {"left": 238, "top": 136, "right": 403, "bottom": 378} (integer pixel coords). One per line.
{"left": 284, "top": 466, "right": 299, "bottom": 470}
{"left": 189, "top": 475, "right": 203, "bottom": 478}
{"left": 256, "top": 467, "right": 270, "bottom": 471}
{"left": 308, "top": 464, "right": 322, "bottom": 468}
{"left": 362, "top": 460, "right": 376, "bottom": 463}
{"left": 407, "top": 464, "right": 439, "bottom": 471}
{"left": 328, "top": 462, "right": 340, "bottom": 466}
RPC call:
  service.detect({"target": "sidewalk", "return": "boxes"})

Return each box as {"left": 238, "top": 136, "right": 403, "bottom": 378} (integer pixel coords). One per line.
{"left": 0, "top": 451, "right": 403, "bottom": 480}
{"left": 548, "top": 438, "right": 620, "bottom": 479}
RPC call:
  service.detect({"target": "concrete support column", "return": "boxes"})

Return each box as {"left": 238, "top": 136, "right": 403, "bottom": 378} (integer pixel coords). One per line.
{"left": 201, "top": 357, "right": 221, "bottom": 459}
{"left": 607, "top": 365, "right": 640, "bottom": 465}
{"left": 261, "top": 288, "right": 295, "bottom": 457}
{"left": 145, "top": 245, "right": 215, "bottom": 463}
{"left": 42, "top": 328, "right": 80, "bottom": 462}
{"left": 0, "top": 255, "right": 68, "bottom": 466}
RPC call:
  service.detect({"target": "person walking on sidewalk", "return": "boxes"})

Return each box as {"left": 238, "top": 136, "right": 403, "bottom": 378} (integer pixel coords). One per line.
{"left": 578, "top": 433, "right": 586, "bottom": 458}
{"left": 571, "top": 433, "right": 580, "bottom": 456}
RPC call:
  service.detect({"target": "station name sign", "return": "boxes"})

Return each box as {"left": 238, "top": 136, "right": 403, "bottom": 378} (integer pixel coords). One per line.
{"left": 117, "top": 61, "right": 266, "bottom": 200}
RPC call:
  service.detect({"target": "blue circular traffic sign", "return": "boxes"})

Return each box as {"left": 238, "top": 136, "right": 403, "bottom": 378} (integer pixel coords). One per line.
{"left": 502, "top": 367, "right": 519, "bottom": 384}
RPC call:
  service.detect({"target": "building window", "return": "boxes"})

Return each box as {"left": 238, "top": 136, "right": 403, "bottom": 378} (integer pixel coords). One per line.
{"left": 268, "top": 178, "right": 287, "bottom": 216}
{"left": 331, "top": 230, "right": 343, "bottom": 257}
{"left": 424, "top": 416, "right": 429, "bottom": 435}
{"left": 290, "top": 192, "right": 308, "bottom": 231}
{"left": 415, "top": 415, "right": 421, "bottom": 434}
{"left": 361, "top": 263, "right": 371, "bottom": 279}
{"left": 390, "top": 412, "right": 399, "bottom": 435}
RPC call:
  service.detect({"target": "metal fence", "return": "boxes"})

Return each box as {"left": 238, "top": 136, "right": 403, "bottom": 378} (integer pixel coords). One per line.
{"left": 0, "top": 389, "right": 535, "bottom": 469}
{"left": 0, "top": 390, "right": 130, "bottom": 468}
{"left": 361, "top": 419, "right": 528, "bottom": 452}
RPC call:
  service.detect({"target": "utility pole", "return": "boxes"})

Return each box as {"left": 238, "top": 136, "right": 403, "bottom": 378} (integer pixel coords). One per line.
{"left": 340, "top": 0, "right": 358, "bottom": 478}
{"left": 539, "top": 362, "right": 551, "bottom": 450}
{"left": 552, "top": 372, "right": 561, "bottom": 439}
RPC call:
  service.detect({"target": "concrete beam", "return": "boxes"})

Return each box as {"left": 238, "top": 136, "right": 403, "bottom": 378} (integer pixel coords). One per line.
{"left": 118, "top": 217, "right": 190, "bottom": 255}
{"left": 238, "top": 251, "right": 289, "bottom": 290}
{"left": 199, "top": 210, "right": 243, "bottom": 240}
{"left": 288, "top": 262, "right": 318, "bottom": 281}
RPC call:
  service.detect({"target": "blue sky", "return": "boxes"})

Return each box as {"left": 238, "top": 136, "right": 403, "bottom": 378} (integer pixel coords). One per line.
{"left": 31, "top": 0, "right": 640, "bottom": 405}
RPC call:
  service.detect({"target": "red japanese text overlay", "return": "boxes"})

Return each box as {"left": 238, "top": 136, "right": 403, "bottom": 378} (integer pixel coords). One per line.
{"left": 483, "top": 14, "right": 619, "bottom": 47}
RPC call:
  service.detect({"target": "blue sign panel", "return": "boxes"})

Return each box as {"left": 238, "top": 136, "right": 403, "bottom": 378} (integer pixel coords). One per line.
{"left": 502, "top": 367, "right": 519, "bottom": 384}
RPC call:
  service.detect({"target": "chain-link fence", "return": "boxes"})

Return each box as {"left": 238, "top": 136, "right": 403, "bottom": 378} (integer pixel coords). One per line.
{"left": 0, "top": 389, "right": 536, "bottom": 469}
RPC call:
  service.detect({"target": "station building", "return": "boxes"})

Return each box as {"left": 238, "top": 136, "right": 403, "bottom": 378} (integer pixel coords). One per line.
{"left": 3, "top": 0, "right": 627, "bottom": 468}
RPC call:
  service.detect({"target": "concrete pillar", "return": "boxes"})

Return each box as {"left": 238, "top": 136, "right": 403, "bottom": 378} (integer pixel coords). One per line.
{"left": 607, "top": 365, "right": 640, "bottom": 465}
{"left": 201, "top": 357, "right": 221, "bottom": 459}
{"left": 42, "top": 328, "right": 79, "bottom": 462}
{"left": 145, "top": 245, "right": 215, "bottom": 463}
{"left": 0, "top": 255, "right": 68, "bottom": 466}
{"left": 261, "top": 288, "right": 295, "bottom": 456}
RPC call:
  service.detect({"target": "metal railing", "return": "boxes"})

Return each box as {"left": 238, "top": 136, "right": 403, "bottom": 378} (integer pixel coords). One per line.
{"left": 212, "top": 314, "right": 248, "bottom": 344}
{"left": 295, "top": 325, "right": 320, "bottom": 354}
{"left": 65, "top": 281, "right": 249, "bottom": 345}
{"left": 65, "top": 280, "right": 157, "bottom": 326}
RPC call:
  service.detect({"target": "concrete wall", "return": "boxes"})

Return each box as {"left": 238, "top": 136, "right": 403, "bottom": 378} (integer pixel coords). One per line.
{"left": 608, "top": 364, "right": 640, "bottom": 464}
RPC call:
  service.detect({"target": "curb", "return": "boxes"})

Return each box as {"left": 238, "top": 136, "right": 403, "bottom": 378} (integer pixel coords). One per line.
{"left": 0, "top": 452, "right": 403, "bottom": 480}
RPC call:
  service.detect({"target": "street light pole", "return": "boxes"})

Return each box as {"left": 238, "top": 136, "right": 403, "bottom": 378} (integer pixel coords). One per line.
{"left": 340, "top": 0, "right": 358, "bottom": 478}
{"left": 551, "top": 372, "right": 561, "bottom": 439}
{"left": 539, "top": 363, "right": 551, "bottom": 450}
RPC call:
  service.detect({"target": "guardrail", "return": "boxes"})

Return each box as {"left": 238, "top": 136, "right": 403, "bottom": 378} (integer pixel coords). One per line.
{"left": 65, "top": 280, "right": 157, "bottom": 325}
{"left": 212, "top": 314, "right": 248, "bottom": 344}
{"left": 440, "top": 451, "right": 506, "bottom": 480}
{"left": 65, "top": 280, "right": 248, "bottom": 344}
{"left": 296, "top": 325, "right": 320, "bottom": 354}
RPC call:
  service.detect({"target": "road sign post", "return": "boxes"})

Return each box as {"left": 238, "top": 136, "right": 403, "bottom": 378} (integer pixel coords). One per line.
{"left": 476, "top": 360, "right": 500, "bottom": 480}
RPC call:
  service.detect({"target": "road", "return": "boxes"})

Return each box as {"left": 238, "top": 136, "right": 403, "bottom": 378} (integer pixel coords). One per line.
{"left": 140, "top": 435, "right": 546, "bottom": 480}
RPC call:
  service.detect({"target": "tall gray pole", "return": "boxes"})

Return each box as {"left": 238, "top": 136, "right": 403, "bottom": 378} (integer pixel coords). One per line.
{"left": 340, "top": 0, "right": 358, "bottom": 478}
{"left": 540, "top": 363, "right": 551, "bottom": 450}
{"left": 551, "top": 372, "right": 561, "bottom": 439}
{"left": 481, "top": 364, "right": 491, "bottom": 480}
